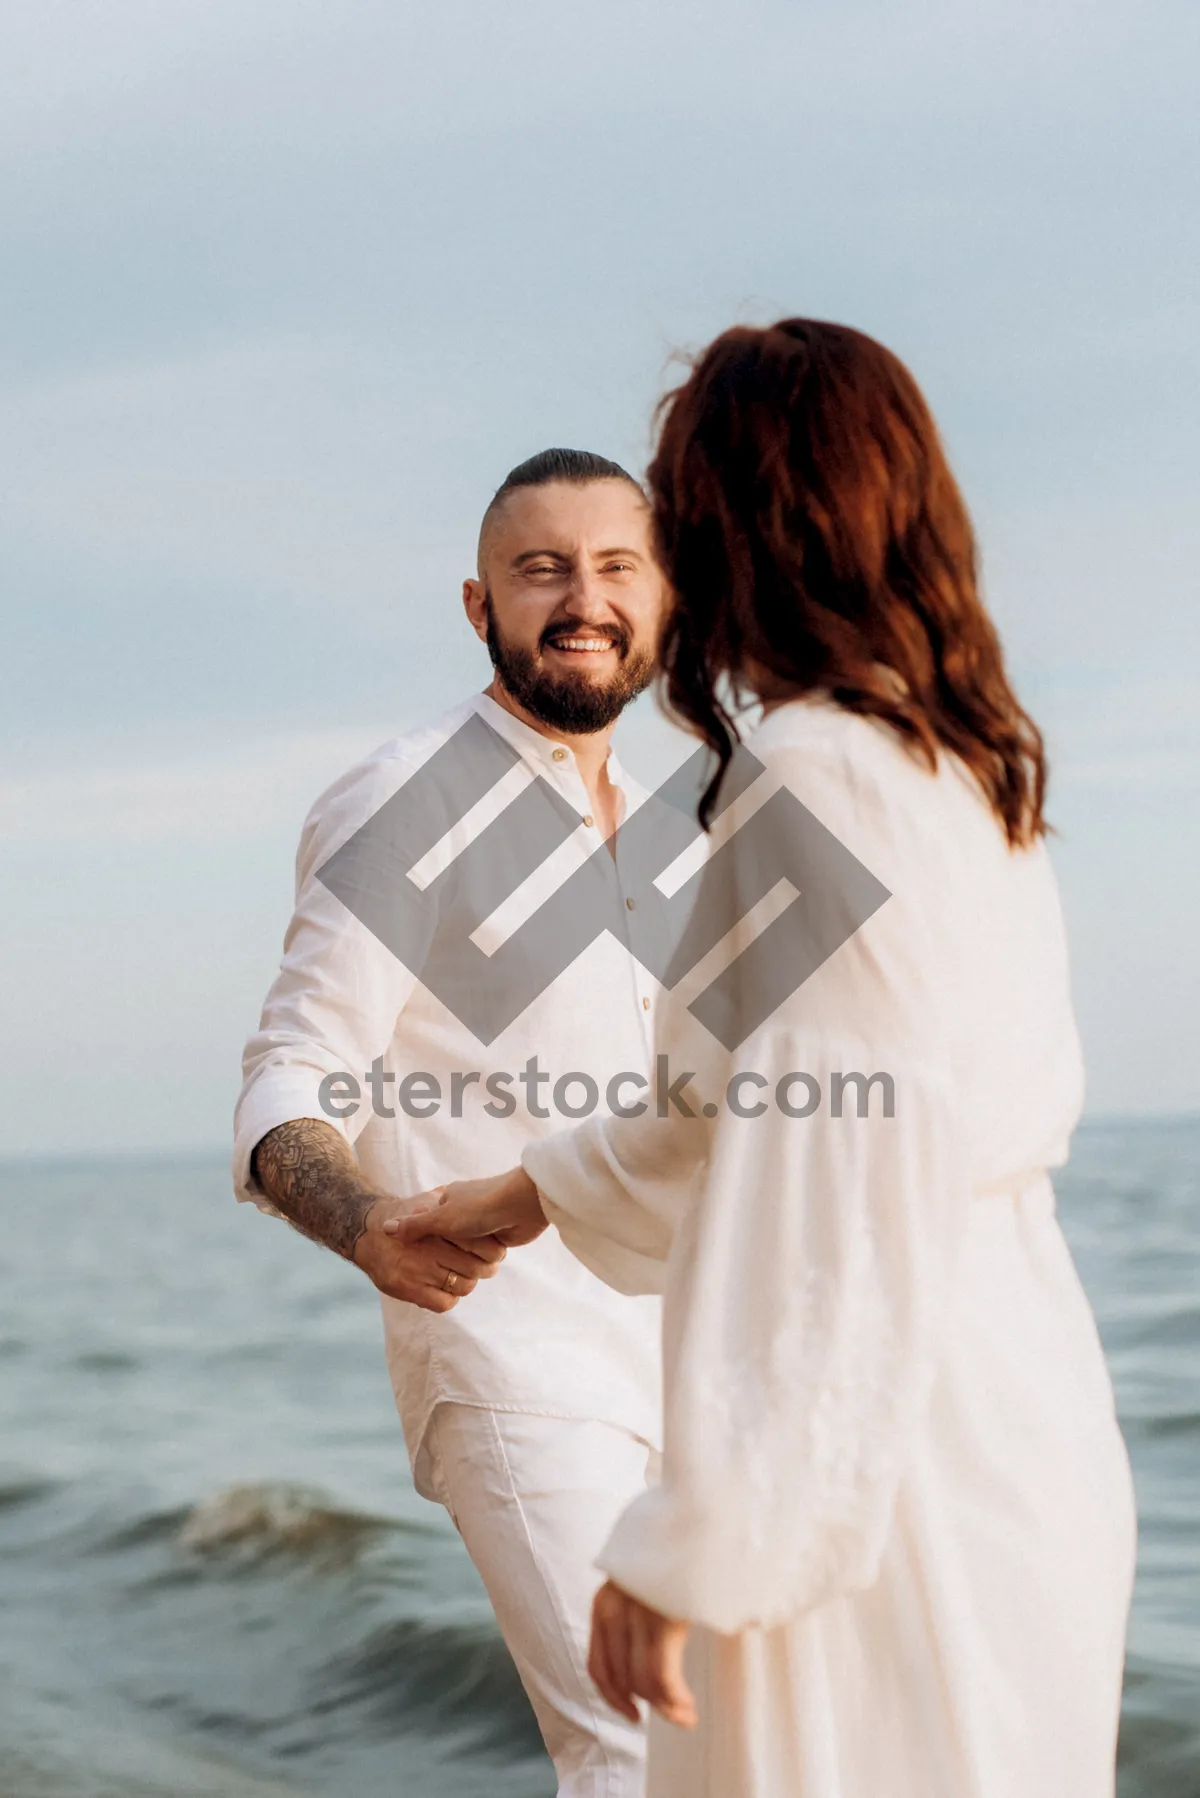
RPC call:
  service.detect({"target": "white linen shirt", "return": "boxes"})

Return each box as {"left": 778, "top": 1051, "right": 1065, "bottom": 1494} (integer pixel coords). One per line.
{"left": 234, "top": 692, "right": 663, "bottom": 1486}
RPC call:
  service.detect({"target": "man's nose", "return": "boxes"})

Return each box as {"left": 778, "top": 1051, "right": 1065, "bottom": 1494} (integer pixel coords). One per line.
{"left": 562, "top": 568, "right": 612, "bottom": 621}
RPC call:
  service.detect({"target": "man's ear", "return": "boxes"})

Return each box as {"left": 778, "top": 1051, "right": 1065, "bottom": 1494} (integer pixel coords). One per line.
{"left": 463, "top": 578, "right": 488, "bottom": 643}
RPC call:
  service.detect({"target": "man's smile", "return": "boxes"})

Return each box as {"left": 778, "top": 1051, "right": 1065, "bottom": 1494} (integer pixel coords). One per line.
{"left": 542, "top": 632, "right": 623, "bottom": 664}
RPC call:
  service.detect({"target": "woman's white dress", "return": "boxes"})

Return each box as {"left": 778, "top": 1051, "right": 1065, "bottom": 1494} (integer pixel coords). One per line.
{"left": 522, "top": 697, "right": 1136, "bottom": 1798}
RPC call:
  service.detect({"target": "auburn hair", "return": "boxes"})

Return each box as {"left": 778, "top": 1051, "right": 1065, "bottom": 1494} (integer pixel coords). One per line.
{"left": 649, "top": 319, "right": 1047, "bottom": 844}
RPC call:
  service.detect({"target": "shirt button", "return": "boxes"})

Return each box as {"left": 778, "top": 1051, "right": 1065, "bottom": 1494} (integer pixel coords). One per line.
{"left": 642, "top": 996, "right": 651, "bottom": 1011}
{"left": 625, "top": 896, "right": 635, "bottom": 910}
{"left": 551, "top": 748, "right": 567, "bottom": 762}
{"left": 583, "top": 814, "right": 594, "bottom": 828}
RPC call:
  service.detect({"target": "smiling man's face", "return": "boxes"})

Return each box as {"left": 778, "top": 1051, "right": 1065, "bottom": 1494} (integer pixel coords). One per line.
{"left": 463, "top": 478, "right": 666, "bottom": 735}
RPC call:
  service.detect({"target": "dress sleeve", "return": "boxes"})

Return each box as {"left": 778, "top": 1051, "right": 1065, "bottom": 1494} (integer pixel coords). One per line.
{"left": 595, "top": 1040, "right": 965, "bottom": 1632}
{"left": 532, "top": 731, "right": 971, "bottom": 1631}
{"left": 523, "top": 1102, "right": 709, "bottom": 1297}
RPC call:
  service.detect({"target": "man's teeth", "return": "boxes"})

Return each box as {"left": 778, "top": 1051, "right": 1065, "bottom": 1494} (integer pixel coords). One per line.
{"left": 550, "top": 638, "right": 615, "bottom": 652}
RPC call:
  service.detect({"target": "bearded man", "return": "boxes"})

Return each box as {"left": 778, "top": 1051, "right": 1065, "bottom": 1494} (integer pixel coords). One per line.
{"left": 234, "top": 448, "right": 668, "bottom": 1796}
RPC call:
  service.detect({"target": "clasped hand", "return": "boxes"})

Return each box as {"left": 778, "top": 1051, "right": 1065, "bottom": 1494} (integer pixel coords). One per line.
{"left": 350, "top": 1189, "right": 504, "bottom": 1312}
{"left": 353, "top": 1166, "right": 547, "bottom": 1314}
{"left": 384, "top": 1165, "right": 549, "bottom": 1260}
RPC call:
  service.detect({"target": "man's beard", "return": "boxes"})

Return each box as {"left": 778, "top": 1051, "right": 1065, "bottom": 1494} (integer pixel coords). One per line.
{"left": 484, "top": 598, "right": 655, "bottom": 733}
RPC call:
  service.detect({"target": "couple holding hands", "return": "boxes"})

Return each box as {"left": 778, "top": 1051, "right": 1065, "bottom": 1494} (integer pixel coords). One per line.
{"left": 235, "top": 319, "right": 1135, "bottom": 1797}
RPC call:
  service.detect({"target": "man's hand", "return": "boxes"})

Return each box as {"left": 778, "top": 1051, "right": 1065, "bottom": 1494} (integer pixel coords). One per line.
{"left": 353, "top": 1190, "right": 506, "bottom": 1311}
{"left": 251, "top": 1120, "right": 505, "bottom": 1313}
{"left": 588, "top": 1580, "right": 696, "bottom": 1728}
{"left": 384, "top": 1165, "right": 549, "bottom": 1251}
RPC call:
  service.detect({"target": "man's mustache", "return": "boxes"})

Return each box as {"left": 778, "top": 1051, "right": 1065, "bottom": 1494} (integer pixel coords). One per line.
{"left": 538, "top": 619, "right": 631, "bottom": 658}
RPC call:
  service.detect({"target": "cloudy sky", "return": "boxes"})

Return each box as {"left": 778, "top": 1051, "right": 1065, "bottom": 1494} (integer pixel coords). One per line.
{"left": 2, "top": 0, "right": 1197, "bottom": 1152}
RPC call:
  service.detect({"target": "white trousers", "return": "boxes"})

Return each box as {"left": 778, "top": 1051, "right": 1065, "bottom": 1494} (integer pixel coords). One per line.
{"left": 425, "top": 1404, "right": 651, "bottom": 1798}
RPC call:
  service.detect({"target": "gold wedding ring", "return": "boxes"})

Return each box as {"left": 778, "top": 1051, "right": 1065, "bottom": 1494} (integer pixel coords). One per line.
{"left": 442, "top": 1269, "right": 459, "bottom": 1293}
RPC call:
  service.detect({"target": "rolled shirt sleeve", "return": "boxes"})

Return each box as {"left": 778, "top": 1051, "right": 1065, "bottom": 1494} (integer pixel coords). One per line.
{"left": 232, "top": 754, "right": 422, "bottom": 1211}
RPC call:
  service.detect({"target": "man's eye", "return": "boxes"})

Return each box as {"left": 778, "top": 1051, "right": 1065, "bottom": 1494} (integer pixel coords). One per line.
{"left": 604, "top": 561, "right": 635, "bottom": 573}
{"left": 526, "top": 564, "right": 563, "bottom": 576}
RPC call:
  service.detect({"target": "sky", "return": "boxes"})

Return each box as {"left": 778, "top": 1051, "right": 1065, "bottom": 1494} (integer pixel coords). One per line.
{"left": 1, "top": 0, "right": 1197, "bottom": 1153}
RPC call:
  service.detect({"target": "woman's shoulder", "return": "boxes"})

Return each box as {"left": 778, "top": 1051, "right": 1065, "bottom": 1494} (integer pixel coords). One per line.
{"left": 744, "top": 694, "right": 1033, "bottom": 878}
{"left": 750, "top": 693, "right": 912, "bottom": 763}
{"left": 745, "top": 695, "right": 936, "bottom": 808}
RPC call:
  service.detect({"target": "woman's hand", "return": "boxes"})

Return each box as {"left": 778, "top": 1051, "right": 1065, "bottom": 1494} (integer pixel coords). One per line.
{"left": 353, "top": 1190, "right": 507, "bottom": 1310}
{"left": 588, "top": 1580, "right": 696, "bottom": 1729}
{"left": 383, "top": 1165, "right": 549, "bottom": 1253}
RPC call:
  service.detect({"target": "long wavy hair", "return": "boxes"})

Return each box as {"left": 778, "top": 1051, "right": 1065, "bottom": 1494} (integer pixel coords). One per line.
{"left": 650, "top": 319, "right": 1047, "bottom": 844}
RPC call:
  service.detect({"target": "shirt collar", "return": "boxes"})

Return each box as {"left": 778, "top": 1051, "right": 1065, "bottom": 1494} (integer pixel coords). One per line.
{"left": 471, "top": 689, "right": 634, "bottom": 797}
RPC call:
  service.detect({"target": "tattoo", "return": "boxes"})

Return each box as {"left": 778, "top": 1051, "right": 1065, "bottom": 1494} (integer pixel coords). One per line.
{"left": 251, "top": 1119, "right": 379, "bottom": 1263}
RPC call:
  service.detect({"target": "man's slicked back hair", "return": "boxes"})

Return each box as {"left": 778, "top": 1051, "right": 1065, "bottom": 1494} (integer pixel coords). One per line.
{"left": 494, "top": 446, "right": 640, "bottom": 501}
{"left": 478, "top": 447, "right": 645, "bottom": 571}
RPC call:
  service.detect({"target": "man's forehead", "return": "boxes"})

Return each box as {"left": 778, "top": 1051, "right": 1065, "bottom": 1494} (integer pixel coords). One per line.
{"left": 486, "top": 479, "right": 651, "bottom": 557}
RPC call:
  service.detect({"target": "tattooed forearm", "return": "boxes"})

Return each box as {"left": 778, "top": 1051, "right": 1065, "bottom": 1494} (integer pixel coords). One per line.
{"left": 251, "top": 1119, "right": 382, "bottom": 1263}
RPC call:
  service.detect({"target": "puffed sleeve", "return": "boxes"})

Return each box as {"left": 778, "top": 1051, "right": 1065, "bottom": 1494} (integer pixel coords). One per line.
{"left": 523, "top": 1098, "right": 709, "bottom": 1297}
{"left": 528, "top": 725, "right": 970, "bottom": 1630}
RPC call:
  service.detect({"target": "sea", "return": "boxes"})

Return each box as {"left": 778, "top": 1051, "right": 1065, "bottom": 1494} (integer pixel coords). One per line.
{"left": 0, "top": 1117, "right": 1197, "bottom": 1797}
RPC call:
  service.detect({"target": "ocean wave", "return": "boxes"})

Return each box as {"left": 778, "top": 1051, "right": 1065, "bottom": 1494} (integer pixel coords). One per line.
{"left": 0, "top": 1474, "right": 60, "bottom": 1514}
{"left": 313, "top": 1614, "right": 543, "bottom": 1755}
{"left": 1138, "top": 1409, "right": 1200, "bottom": 1444}
{"left": 178, "top": 1481, "right": 395, "bottom": 1558}
{"left": 0, "top": 1470, "right": 548, "bottom": 1793}
{"left": 85, "top": 1480, "right": 424, "bottom": 1570}
{"left": 153, "top": 1485, "right": 542, "bottom": 1755}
